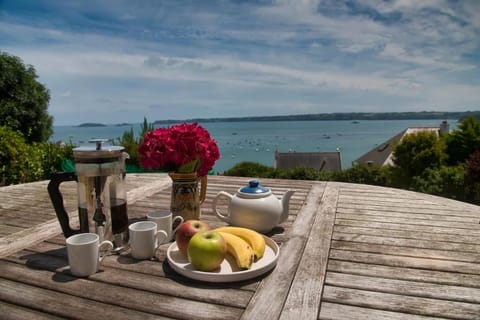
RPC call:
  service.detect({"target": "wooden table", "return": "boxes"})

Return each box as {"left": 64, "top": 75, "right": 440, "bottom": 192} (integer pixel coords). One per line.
{"left": 1, "top": 173, "right": 480, "bottom": 319}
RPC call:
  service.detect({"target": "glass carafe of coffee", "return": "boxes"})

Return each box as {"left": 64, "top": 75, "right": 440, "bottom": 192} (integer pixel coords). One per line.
{"left": 48, "top": 139, "right": 129, "bottom": 249}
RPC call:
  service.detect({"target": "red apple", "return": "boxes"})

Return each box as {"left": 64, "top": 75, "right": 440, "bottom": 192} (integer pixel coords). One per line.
{"left": 175, "top": 220, "right": 210, "bottom": 254}
{"left": 187, "top": 231, "right": 227, "bottom": 271}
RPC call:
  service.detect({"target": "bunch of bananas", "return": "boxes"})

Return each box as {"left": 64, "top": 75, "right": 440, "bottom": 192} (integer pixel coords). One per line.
{"left": 215, "top": 226, "right": 266, "bottom": 270}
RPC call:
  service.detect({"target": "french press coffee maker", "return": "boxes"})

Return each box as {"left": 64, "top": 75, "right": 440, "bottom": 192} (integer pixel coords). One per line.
{"left": 48, "top": 139, "right": 129, "bottom": 249}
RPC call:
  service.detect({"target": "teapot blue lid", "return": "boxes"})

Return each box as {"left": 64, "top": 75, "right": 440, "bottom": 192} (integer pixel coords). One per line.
{"left": 240, "top": 180, "right": 270, "bottom": 194}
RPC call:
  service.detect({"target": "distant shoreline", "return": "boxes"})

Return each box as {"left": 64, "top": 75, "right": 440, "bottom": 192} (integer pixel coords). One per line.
{"left": 76, "top": 123, "right": 107, "bottom": 127}
{"left": 153, "top": 111, "right": 479, "bottom": 125}
{"left": 73, "top": 111, "right": 479, "bottom": 127}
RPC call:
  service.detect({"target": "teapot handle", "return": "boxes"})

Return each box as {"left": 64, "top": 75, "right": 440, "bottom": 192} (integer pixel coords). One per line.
{"left": 212, "top": 191, "right": 233, "bottom": 224}
{"left": 47, "top": 172, "right": 81, "bottom": 237}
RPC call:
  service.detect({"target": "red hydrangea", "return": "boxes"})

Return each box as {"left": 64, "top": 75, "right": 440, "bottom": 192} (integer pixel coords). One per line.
{"left": 138, "top": 122, "right": 220, "bottom": 176}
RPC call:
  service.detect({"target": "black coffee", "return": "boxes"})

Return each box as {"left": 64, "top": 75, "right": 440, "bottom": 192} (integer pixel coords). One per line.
{"left": 111, "top": 199, "right": 128, "bottom": 234}
{"left": 78, "top": 199, "right": 128, "bottom": 234}
{"left": 78, "top": 205, "right": 90, "bottom": 233}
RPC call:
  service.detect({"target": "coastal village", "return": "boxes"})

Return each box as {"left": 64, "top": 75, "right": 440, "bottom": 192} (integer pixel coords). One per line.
{"left": 274, "top": 120, "right": 450, "bottom": 172}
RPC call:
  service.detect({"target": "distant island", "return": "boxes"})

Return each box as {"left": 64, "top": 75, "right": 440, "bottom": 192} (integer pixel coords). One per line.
{"left": 77, "top": 123, "right": 107, "bottom": 127}
{"left": 153, "top": 111, "right": 480, "bottom": 125}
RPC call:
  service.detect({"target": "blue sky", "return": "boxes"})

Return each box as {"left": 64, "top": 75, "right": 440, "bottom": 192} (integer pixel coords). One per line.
{"left": 1, "top": 0, "right": 479, "bottom": 125}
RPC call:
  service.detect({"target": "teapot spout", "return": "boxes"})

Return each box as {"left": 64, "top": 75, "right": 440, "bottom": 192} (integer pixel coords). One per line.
{"left": 280, "top": 190, "right": 295, "bottom": 223}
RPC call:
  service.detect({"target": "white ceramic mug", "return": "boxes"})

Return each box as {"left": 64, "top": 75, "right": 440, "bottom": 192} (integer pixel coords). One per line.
{"left": 66, "top": 233, "right": 114, "bottom": 277}
{"left": 128, "top": 221, "right": 168, "bottom": 260}
{"left": 147, "top": 211, "right": 184, "bottom": 242}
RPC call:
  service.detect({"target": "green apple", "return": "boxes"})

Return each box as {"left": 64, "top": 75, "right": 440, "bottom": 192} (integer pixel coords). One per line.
{"left": 187, "top": 231, "right": 227, "bottom": 272}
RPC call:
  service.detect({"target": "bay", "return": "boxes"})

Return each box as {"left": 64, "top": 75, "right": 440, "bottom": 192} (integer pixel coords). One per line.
{"left": 51, "top": 119, "right": 456, "bottom": 173}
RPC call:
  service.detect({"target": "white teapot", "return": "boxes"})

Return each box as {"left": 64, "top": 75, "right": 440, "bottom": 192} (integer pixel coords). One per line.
{"left": 212, "top": 180, "right": 295, "bottom": 233}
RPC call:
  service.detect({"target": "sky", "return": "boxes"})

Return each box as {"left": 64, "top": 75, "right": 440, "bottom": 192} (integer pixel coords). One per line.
{"left": 1, "top": 0, "right": 480, "bottom": 126}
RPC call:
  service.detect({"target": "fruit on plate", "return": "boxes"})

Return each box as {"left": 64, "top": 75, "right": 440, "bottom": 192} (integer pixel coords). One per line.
{"left": 187, "top": 231, "right": 227, "bottom": 271}
{"left": 215, "top": 226, "right": 266, "bottom": 261}
{"left": 217, "top": 231, "right": 254, "bottom": 270}
{"left": 176, "top": 220, "right": 210, "bottom": 255}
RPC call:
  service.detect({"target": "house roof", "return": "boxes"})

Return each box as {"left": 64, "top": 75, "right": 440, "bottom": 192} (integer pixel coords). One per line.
{"left": 353, "top": 126, "right": 441, "bottom": 167}
{"left": 275, "top": 151, "right": 342, "bottom": 172}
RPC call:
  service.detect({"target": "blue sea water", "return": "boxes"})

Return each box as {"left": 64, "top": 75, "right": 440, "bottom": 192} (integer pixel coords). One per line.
{"left": 51, "top": 119, "right": 456, "bottom": 173}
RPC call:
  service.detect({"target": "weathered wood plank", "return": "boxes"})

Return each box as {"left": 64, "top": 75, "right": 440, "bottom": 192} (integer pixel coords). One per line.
{"left": 0, "top": 218, "right": 78, "bottom": 259}
{"left": 327, "top": 260, "right": 480, "bottom": 288}
{"left": 240, "top": 182, "right": 326, "bottom": 320}
{"left": 339, "top": 196, "right": 479, "bottom": 217}
{"left": 1, "top": 257, "right": 253, "bottom": 309}
{"left": 0, "top": 300, "right": 66, "bottom": 320}
{"left": 329, "top": 249, "right": 480, "bottom": 274}
{"left": 322, "top": 286, "right": 480, "bottom": 319}
{"left": 339, "top": 184, "right": 480, "bottom": 212}
{"left": 0, "top": 278, "right": 172, "bottom": 320}
{"left": 319, "top": 302, "right": 449, "bottom": 320}
{"left": 335, "top": 219, "right": 480, "bottom": 236}
{"left": 333, "top": 225, "right": 480, "bottom": 245}
{"left": 0, "top": 224, "right": 24, "bottom": 236}
{"left": 280, "top": 183, "right": 339, "bottom": 320}
{"left": 0, "top": 262, "right": 243, "bottom": 320}
{"left": 339, "top": 193, "right": 434, "bottom": 205}
{"left": 337, "top": 203, "right": 480, "bottom": 218}
{"left": 335, "top": 212, "right": 480, "bottom": 229}
{"left": 325, "top": 272, "right": 480, "bottom": 303}
{"left": 330, "top": 240, "right": 480, "bottom": 263}
{"left": 332, "top": 232, "right": 480, "bottom": 253}
{"left": 336, "top": 206, "right": 480, "bottom": 222}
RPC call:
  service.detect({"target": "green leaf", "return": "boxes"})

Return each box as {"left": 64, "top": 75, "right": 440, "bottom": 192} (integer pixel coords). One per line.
{"left": 178, "top": 159, "right": 200, "bottom": 173}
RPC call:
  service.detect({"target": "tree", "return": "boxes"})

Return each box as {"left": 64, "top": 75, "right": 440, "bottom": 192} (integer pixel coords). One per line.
{"left": 465, "top": 150, "right": 480, "bottom": 204}
{"left": 391, "top": 131, "right": 446, "bottom": 188}
{"left": 0, "top": 51, "right": 53, "bottom": 143}
{"left": 444, "top": 116, "right": 480, "bottom": 165}
{"left": 411, "top": 165, "right": 466, "bottom": 201}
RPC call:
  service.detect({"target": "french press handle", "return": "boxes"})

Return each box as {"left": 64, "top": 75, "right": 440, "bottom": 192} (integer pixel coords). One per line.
{"left": 48, "top": 172, "right": 83, "bottom": 237}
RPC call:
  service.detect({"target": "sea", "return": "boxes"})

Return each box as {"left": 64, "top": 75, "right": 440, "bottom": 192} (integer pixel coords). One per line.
{"left": 51, "top": 119, "right": 457, "bottom": 173}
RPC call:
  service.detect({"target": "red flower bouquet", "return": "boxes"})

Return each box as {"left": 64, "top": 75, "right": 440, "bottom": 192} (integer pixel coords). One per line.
{"left": 138, "top": 122, "right": 220, "bottom": 176}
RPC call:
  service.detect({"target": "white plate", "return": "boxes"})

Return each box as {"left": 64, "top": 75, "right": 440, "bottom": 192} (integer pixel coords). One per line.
{"left": 166, "top": 236, "right": 279, "bottom": 283}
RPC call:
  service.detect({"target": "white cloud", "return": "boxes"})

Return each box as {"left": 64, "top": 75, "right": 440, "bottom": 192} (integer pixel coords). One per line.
{"left": 2, "top": 0, "right": 479, "bottom": 125}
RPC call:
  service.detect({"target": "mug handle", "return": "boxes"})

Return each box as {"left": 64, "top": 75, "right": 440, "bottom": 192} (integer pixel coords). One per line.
{"left": 155, "top": 230, "right": 169, "bottom": 246}
{"left": 98, "top": 240, "right": 114, "bottom": 264}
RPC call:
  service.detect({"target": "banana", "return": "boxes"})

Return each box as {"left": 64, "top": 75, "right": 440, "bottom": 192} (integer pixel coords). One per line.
{"left": 217, "top": 231, "right": 254, "bottom": 270}
{"left": 215, "top": 226, "right": 266, "bottom": 261}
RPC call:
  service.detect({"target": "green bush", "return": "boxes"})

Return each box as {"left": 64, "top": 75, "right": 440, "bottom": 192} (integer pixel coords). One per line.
{"left": 0, "top": 126, "right": 43, "bottom": 185}
{"left": 36, "top": 141, "right": 75, "bottom": 178}
{"left": 224, "top": 161, "right": 275, "bottom": 177}
{"left": 118, "top": 127, "right": 138, "bottom": 165}
{"left": 411, "top": 165, "right": 466, "bottom": 201}
{"left": 334, "top": 164, "right": 389, "bottom": 186}
{"left": 272, "top": 167, "right": 332, "bottom": 180}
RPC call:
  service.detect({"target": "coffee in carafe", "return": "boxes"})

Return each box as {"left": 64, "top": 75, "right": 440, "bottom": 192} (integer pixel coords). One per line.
{"left": 48, "top": 139, "right": 129, "bottom": 249}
